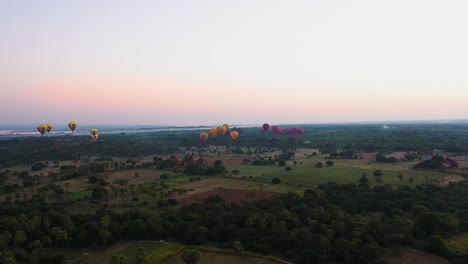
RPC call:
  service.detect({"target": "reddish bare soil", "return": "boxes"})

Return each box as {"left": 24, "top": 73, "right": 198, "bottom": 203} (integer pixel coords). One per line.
{"left": 360, "top": 152, "right": 377, "bottom": 161}
{"left": 179, "top": 188, "right": 278, "bottom": 206}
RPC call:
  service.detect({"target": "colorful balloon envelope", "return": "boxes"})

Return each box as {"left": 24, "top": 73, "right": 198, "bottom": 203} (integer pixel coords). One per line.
{"left": 272, "top": 125, "right": 280, "bottom": 135}
{"left": 291, "top": 127, "right": 298, "bottom": 135}
{"left": 200, "top": 132, "right": 209, "bottom": 141}
{"left": 217, "top": 126, "right": 227, "bottom": 135}
{"left": 68, "top": 121, "right": 78, "bottom": 132}
{"left": 262, "top": 123, "right": 270, "bottom": 131}
{"left": 230, "top": 131, "right": 239, "bottom": 140}
{"left": 223, "top": 124, "right": 229, "bottom": 131}
{"left": 209, "top": 128, "right": 218, "bottom": 138}
{"left": 90, "top": 128, "right": 98, "bottom": 136}
{"left": 45, "top": 124, "right": 53, "bottom": 133}
{"left": 37, "top": 124, "right": 47, "bottom": 136}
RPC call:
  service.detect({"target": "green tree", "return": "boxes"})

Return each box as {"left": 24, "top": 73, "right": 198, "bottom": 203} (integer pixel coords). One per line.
{"left": 326, "top": 160, "right": 334, "bottom": 167}
{"left": 233, "top": 241, "right": 244, "bottom": 255}
{"left": 13, "top": 230, "right": 27, "bottom": 248}
{"left": 181, "top": 249, "right": 200, "bottom": 264}
{"left": 136, "top": 247, "right": 147, "bottom": 264}
{"left": 109, "top": 254, "right": 128, "bottom": 264}
{"left": 398, "top": 173, "right": 403, "bottom": 184}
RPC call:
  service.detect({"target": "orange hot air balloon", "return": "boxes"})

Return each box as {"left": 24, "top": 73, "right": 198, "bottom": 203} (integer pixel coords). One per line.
{"left": 90, "top": 128, "right": 98, "bottom": 136}
{"left": 45, "top": 124, "right": 53, "bottom": 133}
{"left": 217, "top": 126, "right": 227, "bottom": 135}
{"left": 199, "top": 132, "right": 208, "bottom": 141}
{"left": 209, "top": 128, "right": 218, "bottom": 138}
{"left": 37, "top": 124, "right": 46, "bottom": 136}
{"left": 68, "top": 121, "right": 78, "bottom": 132}
{"left": 230, "top": 131, "right": 239, "bottom": 140}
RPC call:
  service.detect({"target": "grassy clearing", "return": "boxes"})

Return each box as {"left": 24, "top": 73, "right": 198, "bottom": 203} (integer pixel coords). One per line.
{"left": 146, "top": 243, "right": 184, "bottom": 263}
{"left": 77, "top": 241, "right": 180, "bottom": 264}
{"left": 164, "top": 246, "right": 290, "bottom": 264}
{"left": 447, "top": 233, "right": 468, "bottom": 252}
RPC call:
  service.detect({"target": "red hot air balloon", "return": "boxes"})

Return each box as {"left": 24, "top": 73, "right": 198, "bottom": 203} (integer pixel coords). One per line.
{"left": 291, "top": 127, "right": 298, "bottom": 135}
{"left": 262, "top": 123, "right": 270, "bottom": 131}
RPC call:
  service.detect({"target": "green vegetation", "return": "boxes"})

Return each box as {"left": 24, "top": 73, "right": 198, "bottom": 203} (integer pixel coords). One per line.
{"left": 1, "top": 123, "right": 468, "bottom": 263}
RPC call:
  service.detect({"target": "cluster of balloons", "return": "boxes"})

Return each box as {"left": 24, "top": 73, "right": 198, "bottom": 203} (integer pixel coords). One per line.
{"left": 261, "top": 123, "right": 304, "bottom": 135}
{"left": 37, "top": 124, "right": 51, "bottom": 136}
{"left": 90, "top": 128, "right": 99, "bottom": 142}
{"left": 37, "top": 121, "right": 99, "bottom": 142}
{"left": 199, "top": 123, "right": 239, "bottom": 141}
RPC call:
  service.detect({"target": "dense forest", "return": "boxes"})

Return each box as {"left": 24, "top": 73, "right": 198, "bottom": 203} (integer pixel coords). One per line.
{"left": 1, "top": 182, "right": 468, "bottom": 263}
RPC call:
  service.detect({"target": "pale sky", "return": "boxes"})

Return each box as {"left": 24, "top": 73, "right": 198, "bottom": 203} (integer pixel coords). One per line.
{"left": 1, "top": 0, "right": 467, "bottom": 125}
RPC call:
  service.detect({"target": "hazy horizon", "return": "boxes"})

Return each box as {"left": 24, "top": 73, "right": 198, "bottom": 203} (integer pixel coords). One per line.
{"left": 1, "top": 0, "right": 467, "bottom": 126}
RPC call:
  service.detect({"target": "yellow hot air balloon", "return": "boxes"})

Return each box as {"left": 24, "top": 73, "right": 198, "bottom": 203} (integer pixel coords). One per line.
{"left": 68, "top": 121, "right": 78, "bottom": 132}
{"left": 199, "top": 132, "right": 208, "bottom": 141}
{"left": 37, "top": 124, "right": 47, "bottom": 136}
{"left": 90, "top": 128, "right": 98, "bottom": 136}
{"left": 91, "top": 133, "right": 99, "bottom": 142}
{"left": 45, "top": 124, "right": 53, "bottom": 133}
{"left": 217, "top": 126, "right": 227, "bottom": 135}
{"left": 209, "top": 128, "right": 218, "bottom": 138}
{"left": 223, "top": 124, "right": 229, "bottom": 131}
{"left": 230, "top": 131, "right": 239, "bottom": 140}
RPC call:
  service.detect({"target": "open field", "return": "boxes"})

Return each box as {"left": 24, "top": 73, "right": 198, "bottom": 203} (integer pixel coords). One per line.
{"left": 164, "top": 250, "right": 288, "bottom": 264}
{"left": 387, "top": 247, "right": 450, "bottom": 264}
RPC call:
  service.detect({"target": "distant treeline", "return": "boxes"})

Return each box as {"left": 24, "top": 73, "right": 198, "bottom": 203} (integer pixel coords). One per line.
{"left": 2, "top": 123, "right": 468, "bottom": 167}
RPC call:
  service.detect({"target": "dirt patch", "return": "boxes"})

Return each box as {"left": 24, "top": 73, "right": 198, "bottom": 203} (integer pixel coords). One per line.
{"left": 438, "top": 174, "right": 465, "bottom": 187}
{"left": 360, "top": 152, "right": 377, "bottom": 161}
{"left": 179, "top": 188, "right": 278, "bottom": 206}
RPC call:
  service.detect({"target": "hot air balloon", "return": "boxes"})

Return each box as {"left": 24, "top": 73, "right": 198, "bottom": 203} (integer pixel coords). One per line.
{"left": 272, "top": 125, "right": 284, "bottom": 135}
{"left": 230, "top": 131, "right": 239, "bottom": 140}
{"left": 37, "top": 124, "right": 46, "bottom": 136}
{"left": 45, "top": 124, "right": 53, "bottom": 133}
{"left": 90, "top": 128, "right": 98, "bottom": 136}
{"left": 91, "top": 134, "right": 99, "bottom": 142}
{"left": 291, "top": 127, "right": 298, "bottom": 135}
{"left": 217, "top": 126, "right": 227, "bottom": 135}
{"left": 297, "top": 128, "right": 305, "bottom": 135}
{"left": 209, "top": 128, "right": 218, "bottom": 138}
{"left": 262, "top": 123, "right": 270, "bottom": 131}
{"left": 223, "top": 124, "right": 229, "bottom": 131}
{"left": 68, "top": 121, "right": 78, "bottom": 132}
{"left": 261, "top": 128, "right": 266, "bottom": 133}
{"left": 200, "top": 132, "right": 208, "bottom": 141}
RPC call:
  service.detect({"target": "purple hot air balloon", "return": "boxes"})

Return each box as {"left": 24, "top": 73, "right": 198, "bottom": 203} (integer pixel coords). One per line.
{"left": 291, "top": 127, "right": 298, "bottom": 135}
{"left": 262, "top": 123, "right": 270, "bottom": 131}
{"left": 283, "top": 128, "right": 291, "bottom": 135}
{"left": 297, "top": 127, "right": 304, "bottom": 135}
